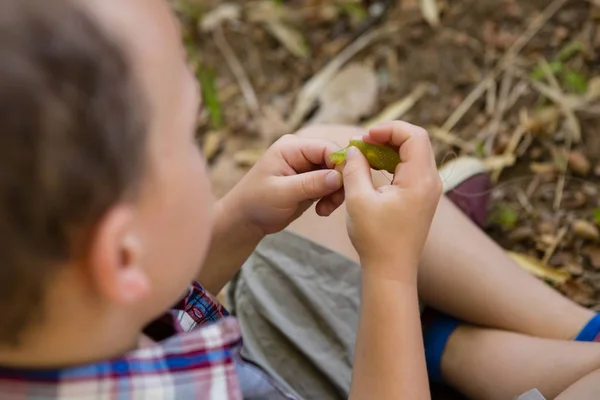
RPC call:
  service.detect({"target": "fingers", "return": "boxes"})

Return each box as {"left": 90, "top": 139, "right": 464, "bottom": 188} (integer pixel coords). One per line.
{"left": 277, "top": 135, "right": 342, "bottom": 174}
{"left": 342, "top": 147, "right": 375, "bottom": 201}
{"left": 316, "top": 188, "right": 345, "bottom": 217}
{"left": 281, "top": 169, "right": 343, "bottom": 203}
{"left": 366, "top": 121, "right": 437, "bottom": 187}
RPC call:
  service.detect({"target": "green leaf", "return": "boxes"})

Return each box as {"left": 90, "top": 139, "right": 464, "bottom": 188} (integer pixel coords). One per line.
{"left": 558, "top": 41, "right": 584, "bottom": 62}
{"left": 197, "top": 66, "right": 223, "bottom": 129}
{"left": 593, "top": 209, "right": 600, "bottom": 226}
{"left": 530, "top": 61, "right": 563, "bottom": 81}
{"left": 338, "top": 2, "right": 368, "bottom": 21}
{"left": 491, "top": 204, "right": 519, "bottom": 230}
{"left": 475, "top": 139, "right": 486, "bottom": 158}
{"left": 563, "top": 70, "right": 588, "bottom": 94}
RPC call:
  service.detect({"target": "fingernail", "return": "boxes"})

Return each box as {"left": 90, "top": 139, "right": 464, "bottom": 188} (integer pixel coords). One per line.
{"left": 346, "top": 146, "right": 359, "bottom": 159}
{"left": 325, "top": 170, "right": 342, "bottom": 189}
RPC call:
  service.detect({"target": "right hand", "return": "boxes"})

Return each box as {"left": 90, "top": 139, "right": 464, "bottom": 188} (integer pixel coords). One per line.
{"left": 341, "top": 121, "right": 442, "bottom": 281}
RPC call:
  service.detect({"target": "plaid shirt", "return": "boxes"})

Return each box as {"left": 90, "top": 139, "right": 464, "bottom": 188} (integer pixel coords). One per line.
{"left": 0, "top": 282, "right": 295, "bottom": 399}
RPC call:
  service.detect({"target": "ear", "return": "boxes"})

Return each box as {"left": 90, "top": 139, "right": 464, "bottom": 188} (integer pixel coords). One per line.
{"left": 89, "top": 204, "right": 150, "bottom": 305}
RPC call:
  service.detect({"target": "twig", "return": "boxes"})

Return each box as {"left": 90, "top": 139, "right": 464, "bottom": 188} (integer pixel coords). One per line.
{"left": 286, "top": 25, "right": 400, "bottom": 132}
{"left": 429, "top": 127, "right": 475, "bottom": 153}
{"left": 362, "top": 83, "right": 430, "bottom": 128}
{"left": 484, "top": 68, "right": 515, "bottom": 154}
{"left": 213, "top": 26, "right": 261, "bottom": 116}
{"left": 536, "top": 58, "right": 582, "bottom": 142}
{"left": 490, "top": 108, "right": 529, "bottom": 182}
{"left": 441, "top": 0, "right": 569, "bottom": 133}
{"left": 542, "top": 226, "right": 568, "bottom": 265}
{"left": 486, "top": 78, "right": 497, "bottom": 116}
{"left": 516, "top": 188, "right": 535, "bottom": 215}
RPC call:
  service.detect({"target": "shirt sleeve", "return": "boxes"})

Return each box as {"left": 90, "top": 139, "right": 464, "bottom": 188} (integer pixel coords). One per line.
{"left": 144, "top": 281, "right": 230, "bottom": 340}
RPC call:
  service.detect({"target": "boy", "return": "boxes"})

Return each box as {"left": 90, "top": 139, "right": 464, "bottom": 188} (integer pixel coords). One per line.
{"left": 1, "top": 1, "right": 600, "bottom": 399}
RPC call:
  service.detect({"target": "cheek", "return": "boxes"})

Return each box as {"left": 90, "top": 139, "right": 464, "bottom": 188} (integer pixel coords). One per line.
{"left": 142, "top": 144, "right": 214, "bottom": 309}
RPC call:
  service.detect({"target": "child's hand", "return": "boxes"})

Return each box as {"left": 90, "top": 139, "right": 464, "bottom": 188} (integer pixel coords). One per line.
{"left": 342, "top": 121, "right": 442, "bottom": 281}
{"left": 225, "top": 134, "right": 344, "bottom": 236}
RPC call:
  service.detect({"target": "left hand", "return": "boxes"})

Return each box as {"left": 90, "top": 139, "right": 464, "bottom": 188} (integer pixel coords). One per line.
{"left": 223, "top": 134, "right": 344, "bottom": 236}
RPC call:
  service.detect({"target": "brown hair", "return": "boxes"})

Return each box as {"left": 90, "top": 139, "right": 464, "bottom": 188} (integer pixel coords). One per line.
{"left": 0, "top": 0, "right": 148, "bottom": 345}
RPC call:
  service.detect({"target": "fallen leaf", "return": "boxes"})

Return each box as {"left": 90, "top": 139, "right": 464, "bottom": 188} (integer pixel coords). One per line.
{"left": 202, "top": 131, "right": 224, "bottom": 161}
{"left": 585, "top": 76, "right": 600, "bottom": 102}
{"left": 508, "top": 226, "right": 534, "bottom": 242}
{"left": 583, "top": 246, "right": 600, "bottom": 269}
{"left": 362, "top": 83, "right": 429, "bottom": 129}
{"left": 264, "top": 20, "right": 309, "bottom": 58}
{"left": 234, "top": 148, "right": 266, "bottom": 167}
{"left": 419, "top": 0, "right": 440, "bottom": 27}
{"left": 199, "top": 3, "right": 241, "bottom": 32}
{"left": 308, "top": 63, "right": 378, "bottom": 125}
{"left": 507, "top": 251, "right": 571, "bottom": 285}
{"left": 572, "top": 219, "right": 600, "bottom": 241}
{"left": 560, "top": 279, "right": 597, "bottom": 307}
{"left": 525, "top": 106, "right": 560, "bottom": 135}
{"left": 567, "top": 151, "right": 590, "bottom": 175}
{"left": 530, "top": 162, "right": 558, "bottom": 175}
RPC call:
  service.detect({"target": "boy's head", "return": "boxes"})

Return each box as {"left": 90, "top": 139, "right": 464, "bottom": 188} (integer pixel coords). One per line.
{"left": 0, "top": 0, "right": 212, "bottom": 350}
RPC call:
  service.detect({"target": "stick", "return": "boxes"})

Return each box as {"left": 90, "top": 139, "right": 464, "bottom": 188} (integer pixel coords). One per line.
{"left": 286, "top": 25, "right": 400, "bottom": 132}
{"left": 441, "top": 0, "right": 569, "bottom": 132}
{"left": 362, "top": 83, "right": 429, "bottom": 128}
{"left": 214, "top": 26, "right": 261, "bottom": 116}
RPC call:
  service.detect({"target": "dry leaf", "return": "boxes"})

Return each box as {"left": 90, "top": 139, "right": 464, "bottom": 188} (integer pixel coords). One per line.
{"left": 264, "top": 20, "right": 309, "bottom": 59}
{"left": 508, "top": 226, "right": 534, "bottom": 242}
{"left": 568, "top": 151, "right": 591, "bottom": 176}
{"left": 202, "top": 131, "right": 224, "bottom": 161}
{"left": 234, "top": 148, "right": 266, "bottom": 167}
{"left": 572, "top": 219, "right": 600, "bottom": 241}
{"left": 583, "top": 246, "right": 600, "bottom": 269}
{"left": 585, "top": 76, "right": 600, "bottom": 102}
{"left": 507, "top": 252, "right": 571, "bottom": 284}
{"left": 362, "top": 83, "right": 429, "bottom": 129}
{"left": 507, "top": 251, "right": 571, "bottom": 284}
{"left": 419, "top": 0, "right": 440, "bottom": 27}
{"left": 308, "top": 63, "right": 378, "bottom": 125}
{"left": 199, "top": 3, "right": 241, "bottom": 32}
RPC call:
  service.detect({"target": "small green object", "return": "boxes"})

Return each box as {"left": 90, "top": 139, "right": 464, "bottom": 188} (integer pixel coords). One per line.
{"left": 330, "top": 140, "right": 401, "bottom": 174}
{"left": 563, "top": 70, "right": 588, "bottom": 94}
{"left": 593, "top": 209, "right": 600, "bottom": 226}
{"left": 491, "top": 204, "right": 519, "bottom": 230}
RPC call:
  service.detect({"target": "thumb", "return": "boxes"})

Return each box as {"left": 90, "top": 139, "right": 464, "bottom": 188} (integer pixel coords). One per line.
{"left": 283, "top": 169, "right": 343, "bottom": 201}
{"left": 342, "top": 146, "right": 374, "bottom": 199}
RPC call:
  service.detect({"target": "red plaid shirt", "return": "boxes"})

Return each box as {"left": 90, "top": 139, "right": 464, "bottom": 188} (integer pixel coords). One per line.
{"left": 0, "top": 282, "right": 295, "bottom": 399}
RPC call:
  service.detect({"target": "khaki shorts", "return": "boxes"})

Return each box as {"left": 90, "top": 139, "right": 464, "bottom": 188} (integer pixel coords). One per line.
{"left": 228, "top": 230, "right": 545, "bottom": 400}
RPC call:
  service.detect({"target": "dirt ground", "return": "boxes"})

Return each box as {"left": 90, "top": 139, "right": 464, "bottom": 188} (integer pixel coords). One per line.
{"left": 180, "top": 0, "right": 600, "bottom": 397}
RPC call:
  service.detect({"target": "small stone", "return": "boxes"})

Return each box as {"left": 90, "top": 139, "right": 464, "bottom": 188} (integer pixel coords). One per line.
{"left": 572, "top": 219, "right": 600, "bottom": 241}
{"left": 568, "top": 151, "right": 591, "bottom": 176}
{"left": 582, "top": 183, "right": 598, "bottom": 197}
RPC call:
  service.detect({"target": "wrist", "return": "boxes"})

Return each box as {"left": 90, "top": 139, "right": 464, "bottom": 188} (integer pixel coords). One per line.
{"left": 360, "top": 255, "right": 419, "bottom": 286}
{"left": 215, "top": 195, "right": 265, "bottom": 244}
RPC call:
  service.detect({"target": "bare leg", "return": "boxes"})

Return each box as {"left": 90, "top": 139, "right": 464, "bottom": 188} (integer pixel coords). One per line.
{"left": 442, "top": 326, "right": 600, "bottom": 400}
{"left": 290, "top": 124, "right": 594, "bottom": 340}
